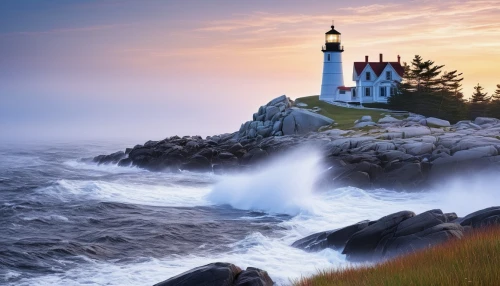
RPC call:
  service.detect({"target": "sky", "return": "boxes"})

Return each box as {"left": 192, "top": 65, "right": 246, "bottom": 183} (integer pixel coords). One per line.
{"left": 1, "top": 0, "right": 500, "bottom": 142}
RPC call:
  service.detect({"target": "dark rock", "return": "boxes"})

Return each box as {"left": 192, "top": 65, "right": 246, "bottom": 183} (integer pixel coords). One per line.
{"left": 154, "top": 262, "right": 241, "bottom": 286}
{"left": 342, "top": 211, "right": 415, "bottom": 261}
{"left": 458, "top": 206, "right": 500, "bottom": 228}
{"left": 118, "top": 158, "right": 132, "bottom": 167}
{"left": 335, "top": 171, "right": 371, "bottom": 189}
{"left": 292, "top": 220, "right": 370, "bottom": 252}
{"left": 128, "top": 148, "right": 154, "bottom": 160}
{"left": 234, "top": 267, "right": 273, "bottom": 286}
{"left": 181, "top": 155, "right": 212, "bottom": 172}
{"left": 144, "top": 140, "right": 158, "bottom": 147}
{"left": 383, "top": 223, "right": 463, "bottom": 259}
{"left": 240, "top": 148, "right": 268, "bottom": 165}
{"left": 394, "top": 209, "right": 447, "bottom": 237}
{"left": 196, "top": 148, "right": 217, "bottom": 160}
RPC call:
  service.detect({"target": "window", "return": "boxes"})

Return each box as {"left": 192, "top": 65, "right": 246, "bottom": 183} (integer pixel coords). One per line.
{"left": 365, "top": 87, "right": 371, "bottom": 96}
{"left": 366, "top": 72, "right": 371, "bottom": 81}
{"left": 380, "top": 87, "right": 387, "bottom": 97}
{"left": 390, "top": 87, "right": 397, "bottom": 96}
{"left": 339, "top": 90, "right": 346, "bottom": 94}
{"left": 328, "top": 54, "right": 330, "bottom": 61}
{"left": 353, "top": 89, "right": 356, "bottom": 97}
{"left": 386, "top": 71, "right": 392, "bottom": 80}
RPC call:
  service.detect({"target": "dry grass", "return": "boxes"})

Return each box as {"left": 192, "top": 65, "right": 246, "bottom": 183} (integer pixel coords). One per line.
{"left": 294, "top": 226, "right": 500, "bottom": 286}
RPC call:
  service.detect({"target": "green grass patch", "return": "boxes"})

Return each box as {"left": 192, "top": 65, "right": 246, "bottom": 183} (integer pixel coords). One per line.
{"left": 295, "top": 96, "right": 387, "bottom": 130}
{"left": 294, "top": 226, "right": 500, "bottom": 286}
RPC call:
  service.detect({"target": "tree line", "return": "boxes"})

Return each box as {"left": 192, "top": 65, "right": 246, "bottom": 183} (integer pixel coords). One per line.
{"left": 388, "top": 55, "right": 500, "bottom": 122}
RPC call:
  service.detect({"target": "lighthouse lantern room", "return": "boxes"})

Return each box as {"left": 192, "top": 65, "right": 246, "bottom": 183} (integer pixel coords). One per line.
{"left": 320, "top": 25, "right": 344, "bottom": 101}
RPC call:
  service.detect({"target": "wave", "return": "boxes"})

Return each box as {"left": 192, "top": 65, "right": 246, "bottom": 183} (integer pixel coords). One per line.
{"left": 207, "top": 149, "right": 323, "bottom": 216}
{"left": 36, "top": 179, "right": 212, "bottom": 208}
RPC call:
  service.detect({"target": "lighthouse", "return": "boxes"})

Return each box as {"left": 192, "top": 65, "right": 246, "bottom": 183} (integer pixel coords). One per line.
{"left": 320, "top": 24, "right": 344, "bottom": 101}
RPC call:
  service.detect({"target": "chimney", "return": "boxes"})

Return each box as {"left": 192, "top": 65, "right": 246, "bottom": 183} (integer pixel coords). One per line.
{"left": 365, "top": 55, "right": 369, "bottom": 63}
{"left": 397, "top": 55, "right": 401, "bottom": 63}
{"left": 379, "top": 53, "right": 383, "bottom": 63}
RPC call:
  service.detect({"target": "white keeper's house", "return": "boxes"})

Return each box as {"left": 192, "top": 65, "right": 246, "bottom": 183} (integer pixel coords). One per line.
{"left": 319, "top": 24, "right": 404, "bottom": 104}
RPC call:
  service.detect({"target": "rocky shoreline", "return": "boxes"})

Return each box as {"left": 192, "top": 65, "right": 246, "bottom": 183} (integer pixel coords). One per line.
{"left": 153, "top": 206, "right": 499, "bottom": 285}
{"left": 90, "top": 95, "right": 500, "bottom": 285}
{"left": 92, "top": 94, "right": 500, "bottom": 191}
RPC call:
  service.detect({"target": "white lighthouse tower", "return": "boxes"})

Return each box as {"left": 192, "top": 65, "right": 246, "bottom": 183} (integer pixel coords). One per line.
{"left": 320, "top": 24, "right": 344, "bottom": 101}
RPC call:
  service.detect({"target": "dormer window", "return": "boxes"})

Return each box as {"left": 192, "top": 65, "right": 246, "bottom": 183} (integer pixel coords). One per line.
{"left": 365, "top": 72, "right": 371, "bottom": 81}
{"left": 386, "top": 71, "right": 392, "bottom": 80}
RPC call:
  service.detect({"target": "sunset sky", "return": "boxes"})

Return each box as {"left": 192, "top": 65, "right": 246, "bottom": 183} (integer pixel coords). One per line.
{"left": 1, "top": 0, "right": 500, "bottom": 141}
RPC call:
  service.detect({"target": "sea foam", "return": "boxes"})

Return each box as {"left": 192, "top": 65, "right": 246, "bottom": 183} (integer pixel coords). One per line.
{"left": 207, "top": 148, "right": 323, "bottom": 216}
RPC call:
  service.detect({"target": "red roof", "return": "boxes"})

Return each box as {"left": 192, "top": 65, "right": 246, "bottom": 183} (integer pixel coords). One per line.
{"left": 338, "top": 86, "right": 354, "bottom": 91}
{"left": 354, "top": 62, "right": 404, "bottom": 77}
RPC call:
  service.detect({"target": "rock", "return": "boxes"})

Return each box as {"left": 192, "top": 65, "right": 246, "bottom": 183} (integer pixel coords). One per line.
{"left": 296, "top": 102, "right": 308, "bottom": 107}
{"left": 264, "top": 106, "right": 279, "bottom": 121}
{"left": 426, "top": 117, "right": 450, "bottom": 127}
{"left": 401, "top": 126, "right": 432, "bottom": 138}
{"left": 234, "top": 267, "right": 273, "bottom": 286}
{"left": 281, "top": 108, "right": 333, "bottom": 135}
{"left": 360, "top": 115, "right": 373, "bottom": 122}
{"left": 292, "top": 220, "right": 370, "bottom": 252}
{"left": 118, "top": 158, "right": 132, "bottom": 167}
{"left": 266, "top": 95, "right": 290, "bottom": 107}
{"left": 154, "top": 262, "right": 241, "bottom": 286}
{"left": 474, "top": 117, "right": 499, "bottom": 126}
{"left": 400, "top": 142, "right": 435, "bottom": 156}
{"left": 377, "top": 163, "right": 425, "bottom": 189}
{"left": 354, "top": 121, "right": 376, "bottom": 128}
{"left": 180, "top": 155, "right": 212, "bottom": 172}
{"left": 342, "top": 211, "right": 415, "bottom": 261}
{"left": 383, "top": 223, "right": 463, "bottom": 259}
{"left": 93, "top": 151, "right": 126, "bottom": 165}
{"left": 378, "top": 116, "right": 401, "bottom": 124}
{"left": 335, "top": 171, "right": 371, "bottom": 189}
{"left": 272, "top": 120, "right": 282, "bottom": 133}
{"left": 394, "top": 209, "right": 448, "bottom": 237}
{"left": 458, "top": 206, "right": 500, "bottom": 228}
{"left": 434, "top": 145, "right": 498, "bottom": 164}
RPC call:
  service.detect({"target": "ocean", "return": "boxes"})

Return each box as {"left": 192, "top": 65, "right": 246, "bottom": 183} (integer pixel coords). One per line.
{"left": 0, "top": 141, "right": 497, "bottom": 285}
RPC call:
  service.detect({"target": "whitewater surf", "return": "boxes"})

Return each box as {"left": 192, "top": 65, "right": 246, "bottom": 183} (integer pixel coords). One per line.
{"left": 1, "top": 142, "right": 497, "bottom": 285}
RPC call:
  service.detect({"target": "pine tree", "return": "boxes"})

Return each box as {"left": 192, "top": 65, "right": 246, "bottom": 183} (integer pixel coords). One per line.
{"left": 439, "top": 70, "right": 464, "bottom": 99}
{"left": 471, "top": 83, "right": 489, "bottom": 103}
{"left": 492, "top": 84, "right": 500, "bottom": 101}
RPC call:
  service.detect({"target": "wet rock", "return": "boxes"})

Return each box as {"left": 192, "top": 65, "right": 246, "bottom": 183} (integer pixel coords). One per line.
{"left": 234, "top": 267, "right": 273, "bottom": 286}
{"left": 154, "top": 262, "right": 242, "bottom": 286}
{"left": 342, "top": 211, "right": 415, "bottom": 261}
{"left": 181, "top": 155, "right": 212, "bottom": 172}
{"left": 292, "top": 220, "right": 370, "bottom": 252}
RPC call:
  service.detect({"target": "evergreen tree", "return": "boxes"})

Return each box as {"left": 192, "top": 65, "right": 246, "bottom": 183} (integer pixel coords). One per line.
{"left": 389, "top": 55, "right": 467, "bottom": 122}
{"left": 492, "top": 84, "right": 500, "bottom": 101}
{"left": 439, "top": 70, "right": 464, "bottom": 99}
{"left": 471, "top": 83, "right": 490, "bottom": 103}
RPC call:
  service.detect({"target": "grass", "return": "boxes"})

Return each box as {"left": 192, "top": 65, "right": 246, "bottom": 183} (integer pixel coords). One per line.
{"left": 294, "top": 226, "right": 500, "bottom": 286}
{"left": 295, "top": 96, "right": 389, "bottom": 130}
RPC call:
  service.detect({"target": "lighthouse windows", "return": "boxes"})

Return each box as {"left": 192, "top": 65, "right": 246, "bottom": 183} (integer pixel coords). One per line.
{"left": 326, "top": 34, "right": 340, "bottom": 43}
